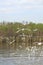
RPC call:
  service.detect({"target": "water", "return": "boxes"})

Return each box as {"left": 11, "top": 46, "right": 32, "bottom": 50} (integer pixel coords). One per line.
{"left": 0, "top": 46, "right": 43, "bottom": 65}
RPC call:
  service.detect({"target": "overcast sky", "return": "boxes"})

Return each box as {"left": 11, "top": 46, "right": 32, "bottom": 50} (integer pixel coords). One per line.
{"left": 0, "top": 0, "right": 43, "bottom": 23}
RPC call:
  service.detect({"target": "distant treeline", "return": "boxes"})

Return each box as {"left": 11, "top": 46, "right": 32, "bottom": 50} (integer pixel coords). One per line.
{"left": 0, "top": 22, "right": 43, "bottom": 37}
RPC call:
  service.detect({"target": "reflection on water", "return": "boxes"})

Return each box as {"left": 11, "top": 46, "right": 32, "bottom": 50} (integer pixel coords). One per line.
{"left": 0, "top": 44, "right": 43, "bottom": 65}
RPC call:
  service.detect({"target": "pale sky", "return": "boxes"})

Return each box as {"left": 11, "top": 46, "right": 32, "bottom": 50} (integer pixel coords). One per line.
{"left": 0, "top": 0, "right": 43, "bottom": 23}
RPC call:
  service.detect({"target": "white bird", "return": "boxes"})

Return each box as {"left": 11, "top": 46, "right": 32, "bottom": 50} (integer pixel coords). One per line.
{"left": 10, "top": 40, "right": 15, "bottom": 44}
{"left": 38, "top": 42, "right": 42, "bottom": 45}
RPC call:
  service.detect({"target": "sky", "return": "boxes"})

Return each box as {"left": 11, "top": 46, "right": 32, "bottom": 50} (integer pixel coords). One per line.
{"left": 0, "top": 0, "right": 43, "bottom": 23}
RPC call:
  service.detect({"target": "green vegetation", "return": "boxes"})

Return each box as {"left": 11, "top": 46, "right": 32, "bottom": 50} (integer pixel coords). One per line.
{"left": 0, "top": 22, "right": 43, "bottom": 50}
{"left": 0, "top": 22, "right": 43, "bottom": 36}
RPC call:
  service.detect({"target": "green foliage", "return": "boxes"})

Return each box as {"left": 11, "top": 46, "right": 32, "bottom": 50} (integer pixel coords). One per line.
{"left": 0, "top": 22, "right": 43, "bottom": 37}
